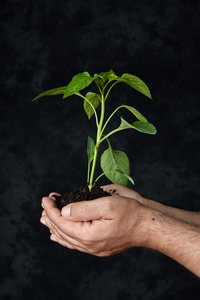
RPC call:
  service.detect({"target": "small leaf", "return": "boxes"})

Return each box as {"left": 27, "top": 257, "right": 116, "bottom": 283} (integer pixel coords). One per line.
{"left": 84, "top": 92, "right": 100, "bottom": 119}
{"left": 107, "top": 74, "right": 119, "bottom": 81}
{"left": 63, "top": 72, "right": 94, "bottom": 98}
{"left": 120, "top": 73, "right": 152, "bottom": 99}
{"left": 93, "top": 73, "right": 99, "bottom": 79}
{"left": 119, "top": 117, "right": 157, "bottom": 135}
{"left": 101, "top": 146, "right": 130, "bottom": 186}
{"left": 94, "top": 70, "right": 116, "bottom": 88}
{"left": 94, "top": 77, "right": 104, "bottom": 88}
{"left": 33, "top": 86, "right": 67, "bottom": 101}
{"left": 87, "top": 136, "right": 95, "bottom": 164}
{"left": 118, "top": 105, "right": 148, "bottom": 122}
{"left": 99, "top": 69, "right": 115, "bottom": 82}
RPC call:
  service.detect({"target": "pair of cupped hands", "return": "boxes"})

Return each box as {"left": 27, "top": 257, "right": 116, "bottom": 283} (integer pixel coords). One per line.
{"left": 40, "top": 184, "right": 151, "bottom": 256}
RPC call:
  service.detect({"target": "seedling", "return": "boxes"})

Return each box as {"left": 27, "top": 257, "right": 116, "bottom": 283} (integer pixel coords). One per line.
{"left": 34, "top": 70, "right": 156, "bottom": 191}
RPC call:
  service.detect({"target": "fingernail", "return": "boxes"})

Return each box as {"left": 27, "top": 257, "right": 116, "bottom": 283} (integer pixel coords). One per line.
{"left": 40, "top": 218, "right": 46, "bottom": 225}
{"left": 62, "top": 204, "right": 71, "bottom": 217}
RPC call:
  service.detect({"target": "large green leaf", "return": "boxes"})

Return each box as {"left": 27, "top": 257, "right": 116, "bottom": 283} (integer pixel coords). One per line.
{"left": 100, "top": 146, "right": 130, "bottom": 186}
{"left": 97, "top": 170, "right": 135, "bottom": 186}
{"left": 120, "top": 73, "right": 152, "bottom": 99}
{"left": 84, "top": 92, "right": 100, "bottom": 119}
{"left": 33, "top": 86, "right": 67, "bottom": 101}
{"left": 119, "top": 117, "right": 157, "bottom": 135}
{"left": 87, "top": 136, "right": 95, "bottom": 164}
{"left": 63, "top": 72, "right": 94, "bottom": 98}
{"left": 118, "top": 105, "right": 148, "bottom": 122}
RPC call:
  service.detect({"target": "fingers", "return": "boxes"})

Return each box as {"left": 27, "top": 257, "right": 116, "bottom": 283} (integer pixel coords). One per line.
{"left": 42, "top": 213, "right": 97, "bottom": 254}
{"left": 101, "top": 184, "right": 120, "bottom": 195}
{"left": 50, "top": 233, "right": 98, "bottom": 254}
{"left": 50, "top": 234, "right": 75, "bottom": 249}
{"left": 61, "top": 197, "right": 113, "bottom": 221}
{"left": 49, "top": 192, "right": 62, "bottom": 198}
{"left": 42, "top": 210, "right": 46, "bottom": 217}
{"left": 41, "top": 195, "right": 104, "bottom": 253}
{"left": 101, "top": 184, "right": 142, "bottom": 201}
{"left": 41, "top": 196, "right": 95, "bottom": 240}
{"left": 41, "top": 209, "right": 79, "bottom": 245}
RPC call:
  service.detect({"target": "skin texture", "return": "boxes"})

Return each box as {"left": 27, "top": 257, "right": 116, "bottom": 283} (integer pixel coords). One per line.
{"left": 40, "top": 184, "right": 200, "bottom": 277}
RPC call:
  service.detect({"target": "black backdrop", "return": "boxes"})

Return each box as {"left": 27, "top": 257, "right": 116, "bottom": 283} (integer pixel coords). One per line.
{"left": 1, "top": 0, "right": 200, "bottom": 299}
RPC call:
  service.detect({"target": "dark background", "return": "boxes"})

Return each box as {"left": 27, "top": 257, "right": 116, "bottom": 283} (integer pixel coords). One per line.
{"left": 1, "top": 0, "right": 200, "bottom": 299}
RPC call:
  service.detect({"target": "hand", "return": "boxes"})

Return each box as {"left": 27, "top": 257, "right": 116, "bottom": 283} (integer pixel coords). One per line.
{"left": 40, "top": 186, "right": 200, "bottom": 276}
{"left": 101, "top": 184, "right": 146, "bottom": 204}
{"left": 40, "top": 188, "right": 149, "bottom": 256}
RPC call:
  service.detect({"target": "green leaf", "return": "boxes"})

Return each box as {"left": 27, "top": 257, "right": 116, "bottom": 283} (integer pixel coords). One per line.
{"left": 84, "top": 92, "right": 100, "bottom": 119}
{"left": 121, "top": 173, "right": 135, "bottom": 185}
{"left": 63, "top": 72, "right": 94, "bottom": 98}
{"left": 99, "top": 69, "right": 115, "bottom": 82}
{"left": 119, "top": 117, "right": 157, "bottom": 135}
{"left": 94, "top": 70, "right": 116, "bottom": 88}
{"left": 120, "top": 73, "right": 152, "bottom": 99}
{"left": 95, "top": 170, "right": 134, "bottom": 186}
{"left": 118, "top": 105, "right": 148, "bottom": 122}
{"left": 107, "top": 74, "right": 119, "bottom": 81}
{"left": 100, "top": 146, "right": 130, "bottom": 186}
{"left": 33, "top": 86, "right": 67, "bottom": 101}
{"left": 87, "top": 136, "right": 95, "bottom": 164}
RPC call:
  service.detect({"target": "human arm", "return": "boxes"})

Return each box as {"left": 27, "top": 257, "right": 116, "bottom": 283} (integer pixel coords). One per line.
{"left": 146, "top": 207, "right": 200, "bottom": 277}
{"left": 103, "top": 184, "right": 200, "bottom": 226}
{"left": 40, "top": 188, "right": 200, "bottom": 277}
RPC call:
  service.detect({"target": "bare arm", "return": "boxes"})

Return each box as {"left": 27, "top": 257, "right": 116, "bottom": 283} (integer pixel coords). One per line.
{"left": 102, "top": 184, "right": 200, "bottom": 226}
{"left": 146, "top": 207, "right": 200, "bottom": 277}
{"left": 143, "top": 198, "right": 200, "bottom": 226}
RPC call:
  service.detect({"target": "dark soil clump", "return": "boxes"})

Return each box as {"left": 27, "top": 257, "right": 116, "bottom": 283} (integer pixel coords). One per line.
{"left": 54, "top": 184, "right": 111, "bottom": 210}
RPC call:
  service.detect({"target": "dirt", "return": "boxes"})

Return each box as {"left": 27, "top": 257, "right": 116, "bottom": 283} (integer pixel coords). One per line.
{"left": 54, "top": 183, "right": 111, "bottom": 210}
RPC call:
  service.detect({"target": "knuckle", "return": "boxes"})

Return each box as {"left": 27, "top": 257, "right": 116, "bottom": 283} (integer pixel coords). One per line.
{"left": 104, "top": 198, "right": 116, "bottom": 211}
{"left": 71, "top": 203, "right": 87, "bottom": 218}
{"left": 42, "top": 196, "right": 48, "bottom": 202}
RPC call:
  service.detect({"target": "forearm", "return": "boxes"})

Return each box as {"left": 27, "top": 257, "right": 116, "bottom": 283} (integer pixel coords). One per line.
{"left": 143, "top": 206, "right": 200, "bottom": 277}
{"left": 143, "top": 198, "right": 200, "bottom": 226}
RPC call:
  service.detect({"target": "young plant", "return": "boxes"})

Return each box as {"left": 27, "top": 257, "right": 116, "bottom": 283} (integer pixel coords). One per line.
{"left": 33, "top": 70, "right": 156, "bottom": 191}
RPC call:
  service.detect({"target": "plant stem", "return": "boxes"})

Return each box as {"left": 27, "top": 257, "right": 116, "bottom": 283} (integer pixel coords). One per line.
{"left": 88, "top": 144, "right": 99, "bottom": 191}
{"left": 88, "top": 91, "right": 105, "bottom": 191}
{"left": 87, "top": 161, "right": 91, "bottom": 183}
{"left": 104, "top": 80, "right": 119, "bottom": 101}
{"left": 100, "top": 106, "right": 121, "bottom": 136}
{"left": 99, "top": 127, "right": 125, "bottom": 144}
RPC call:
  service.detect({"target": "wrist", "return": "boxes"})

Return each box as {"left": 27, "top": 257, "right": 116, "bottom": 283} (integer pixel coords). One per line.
{"left": 132, "top": 204, "right": 170, "bottom": 250}
{"left": 130, "top": 204, "right": 156, "bottom": 248}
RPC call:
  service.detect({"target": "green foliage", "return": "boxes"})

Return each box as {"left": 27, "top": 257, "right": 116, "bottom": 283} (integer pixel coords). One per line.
{"left": 100, "top": 146, "right": 130, "bottom": 186}
{"left": 33, "top": 86, "right": 67, "bottom": 101}
{"left": 33, "top": 70, "right": 156, "bottom": 191}
{"left": 84, "top": 93, "right": 100, "bottom": 119}
{"left": 63, "top": 72, "right": 95, "bottom": 98}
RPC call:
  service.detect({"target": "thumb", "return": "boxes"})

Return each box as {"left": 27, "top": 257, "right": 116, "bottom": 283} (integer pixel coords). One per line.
{"left": 61, "top": 198, "right": 109, "bottom": 221}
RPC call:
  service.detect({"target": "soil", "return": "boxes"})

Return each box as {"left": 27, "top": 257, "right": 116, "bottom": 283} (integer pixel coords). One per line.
{"left": 54, "top": 183, "right": 111, "bottom": 210}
